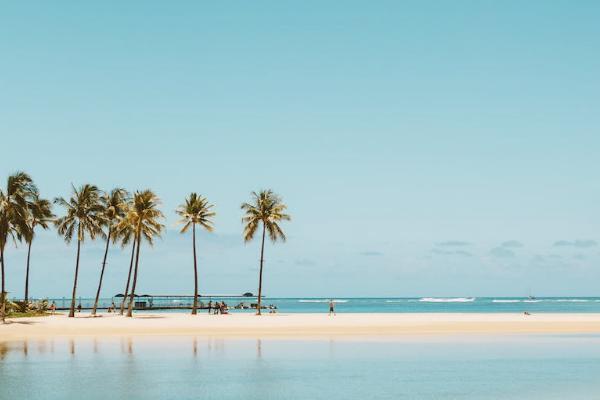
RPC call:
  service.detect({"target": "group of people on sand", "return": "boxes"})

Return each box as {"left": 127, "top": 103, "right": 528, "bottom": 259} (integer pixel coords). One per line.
{"left": 46, "top": 299, "right": 337, "bottom": 315}
{"left": 207, "top": 300, "right": 229, "bottom": 315}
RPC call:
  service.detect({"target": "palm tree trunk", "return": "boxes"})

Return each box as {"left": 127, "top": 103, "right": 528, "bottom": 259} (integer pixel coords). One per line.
{"left": 24, "top": 240, "right": 33, "bottom": 304}
{"left": 120, "top": 238, "right": 136, "bottom": 315}
{"left": 256, "top": 223, "right": 266, "bottom": 316}
{"left": 127, "top": 232, "right": 142, "bottom": 317}
{"left": 92, "top": 228, "right": 112, "bottom": 316}
{"left": 1, "top": 243, "right": 6, "bottom": 323}
{"left": 69, "top": 239, "right": 82, "bottom": 318}
{"left": 192, "top": 223, "right": 198, "bottom": 315}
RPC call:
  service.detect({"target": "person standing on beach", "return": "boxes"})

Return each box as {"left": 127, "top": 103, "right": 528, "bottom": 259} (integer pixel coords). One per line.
{"left": 329, "top": 299, "right": 336, "bottom": 316}
{"left": 208, "top": 300, "right": 213, "bottom": 314}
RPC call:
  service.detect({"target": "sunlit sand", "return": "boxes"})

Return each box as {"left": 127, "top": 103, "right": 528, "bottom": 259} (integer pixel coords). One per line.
{"left": 3, "top": 312, "right": 600, "bottom": 341}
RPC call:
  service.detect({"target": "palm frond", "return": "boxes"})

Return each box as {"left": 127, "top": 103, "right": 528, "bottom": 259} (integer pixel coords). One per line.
{"left": 241, "top": 189, "right": 291, "bottom": 244}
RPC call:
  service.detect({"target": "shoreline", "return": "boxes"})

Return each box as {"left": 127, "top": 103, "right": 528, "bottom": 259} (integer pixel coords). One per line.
{"left": 3, "top": 312, "right": 600, "bottom": 341}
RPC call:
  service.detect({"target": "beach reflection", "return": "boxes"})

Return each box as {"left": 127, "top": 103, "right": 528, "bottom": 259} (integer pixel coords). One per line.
{"left": 2, "top": 335, "right": 600, "bottom": 400}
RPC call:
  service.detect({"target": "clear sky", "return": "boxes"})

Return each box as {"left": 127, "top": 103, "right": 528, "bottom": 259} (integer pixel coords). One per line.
{"left": 1, "top": 1, "right": 599, "bottom": 298}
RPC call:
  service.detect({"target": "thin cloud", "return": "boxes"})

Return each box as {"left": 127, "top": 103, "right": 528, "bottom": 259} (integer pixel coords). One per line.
{"left": 490, "top": 246, "right": 515, "bottom": 258}
{"left": 431, "top": 248, "right": 472, "bottom": 257}
{"left": 553, "top": 240, "right": 597, "bottom": 248}
{"left": 360, "top": 251, "right": 383, "bottom": 256}
{"left": 436, "top": 241, "right": 471, "bottom": 247}
{"left": 501, "top": 240, "right": 523, "bottom": 248}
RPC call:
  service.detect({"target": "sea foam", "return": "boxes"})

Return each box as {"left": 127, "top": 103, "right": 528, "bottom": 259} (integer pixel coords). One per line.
{"left": 419, "top": 297, "right": 475, "bottom": 303}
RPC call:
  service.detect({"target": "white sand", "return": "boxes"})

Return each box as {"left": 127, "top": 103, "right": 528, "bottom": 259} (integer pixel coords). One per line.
{"left": 2, "top": 312, "right": 600, "bottom": 341}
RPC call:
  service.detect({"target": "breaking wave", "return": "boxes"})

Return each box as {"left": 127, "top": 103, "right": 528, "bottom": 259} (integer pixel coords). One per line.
{"left": 419, "top": 297, "right": 475, "bottom": 303}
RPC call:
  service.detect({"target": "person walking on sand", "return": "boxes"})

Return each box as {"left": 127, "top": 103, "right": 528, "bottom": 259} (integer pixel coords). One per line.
{"left": 208, "top": 300, "right": 213, "bottom": 314}
{"left": 50, "top": 301, "right": 56, "bottom": 315}
{"left": 329, "top": 299, "right": 336, "bottom": 316}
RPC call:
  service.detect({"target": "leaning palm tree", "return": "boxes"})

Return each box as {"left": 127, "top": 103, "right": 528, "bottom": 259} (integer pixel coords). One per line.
{"left": 126, "top": 190, "right": 164, "bottom": 317}
{"left": 91, "top": 188, "right": 128, "bottom": 316}
{"left": 241, "top": 190, "right": 290, "bottom": 315}
{"left": 176, "top": 193, "right": 215, "bottom": 315}
{"left": 54, "top": 184, "right": 105, "bottom": 318}
{"left": 115, "top": 201, "right": 138, "bottom": 315}
{"left": 23, "top": 194, "right": 55, "bottom": 304}
{"left": 0, "top": 172, "right": 37, "bottom": 323}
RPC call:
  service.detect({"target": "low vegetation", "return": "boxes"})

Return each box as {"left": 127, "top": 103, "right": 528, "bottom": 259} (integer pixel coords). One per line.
{"left": 4, "top": 298, "right": 50, "bottom": 318}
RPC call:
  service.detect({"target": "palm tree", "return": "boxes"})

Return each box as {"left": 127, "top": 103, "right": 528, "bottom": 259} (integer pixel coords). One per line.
{"left": 115, "top": 201, "right": 137, "bottom": 315}
{"left": 23, "top": 194, "right": 55, "bottom": 304}
{"left": 176, "top": 193, "right": 215, "bottom": 315}
{"left": 91, "top": 188, "right": 128, "bottom": 316}
{"left": 126, "top": 190, "right": 164, "bottom": 317}
{"left": 54, "top": 184, "right": 105, "bottom": 318}
{"left": 241, "top": 190, "right": 290, "bottom": 315}
{"left": 0, "top": 172, "right": 37, "bottom": 323}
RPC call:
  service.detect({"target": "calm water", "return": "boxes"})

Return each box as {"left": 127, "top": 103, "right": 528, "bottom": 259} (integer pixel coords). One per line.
{"left": 44, "top": 296, "right": 600, "bottom": 313}
{"left": 1, "top": 335, "right": 599, "bottom": 399}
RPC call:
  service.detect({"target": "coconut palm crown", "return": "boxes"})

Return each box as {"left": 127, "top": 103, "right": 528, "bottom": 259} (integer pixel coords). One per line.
{"left": 176, "top": 193, "right": 215, "bottom": 234}
{"left": 241, "top": 190, "right": 290, "bottom": 243}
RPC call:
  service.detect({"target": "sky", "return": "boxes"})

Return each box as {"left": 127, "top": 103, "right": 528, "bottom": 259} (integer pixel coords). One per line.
{"left": 1, "top": 1, "right": 599, "bottom": 298}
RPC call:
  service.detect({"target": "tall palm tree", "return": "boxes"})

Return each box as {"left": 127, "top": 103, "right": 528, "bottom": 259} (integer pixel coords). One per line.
{"left": 115, "top": 201, "right": 137, "bottom": 315}
{"left": 91, "top": 188, "right": 128, "bottom": 316}
{"left": 0, "top": 172, "right": 37, "bottom": 323}
{"left": 54, "top": 184, "right": 105, "bottom": 318}
{"left": 176, "top": 193, "right": 215, "bottom": 315}
{"left": 241, "top": 190, "right": 290, "bottom": 315}
{"left": 23, "top": 194, "right": 55, "bottom": 304}
{"left": 126, "top": 190, "right": 164, "bottom": 317}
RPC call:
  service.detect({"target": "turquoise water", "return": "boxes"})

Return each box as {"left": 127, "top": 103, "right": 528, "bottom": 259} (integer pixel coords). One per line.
{"left": 45, "top": 296, "right": 600, "bottom": 313}
{"left": 1, "top": 335, "right": 600, "bottom": 399}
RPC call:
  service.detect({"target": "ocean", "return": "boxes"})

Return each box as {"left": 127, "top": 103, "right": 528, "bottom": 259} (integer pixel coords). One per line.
{"left": 43, "top": 296, "right": 600, "bottom": 313}
{"left": 1, "top": 334, "right": 599, "bottom": 399}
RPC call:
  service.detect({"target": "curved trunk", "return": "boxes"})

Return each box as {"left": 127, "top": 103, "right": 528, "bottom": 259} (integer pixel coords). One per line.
{"left": 69, "top": 238, "right": 82, "bottom": 318}
{"left": 24, "top": 240, "right": 33, "bottom": 304}
{"left": 120, "top": 238, "right": 137, "bottom": 315}
{"left": 126, "top": 231, "right": 142, "bottom": 317}
{"left": 1, "top": 243, "right": 6, "bottom": 323}
{"left": 192, "top": 223, "right": 198, "bottom": 315}
{"left": 256, "top": 223, "right": 266, "bottom": 316}
{"left": 92, "top": 227, "right": 112, "bottom": 316}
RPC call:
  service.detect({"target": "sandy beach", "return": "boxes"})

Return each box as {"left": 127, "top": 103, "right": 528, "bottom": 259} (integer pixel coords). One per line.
{"left": 2, "top": 312, "right": 600, "bottom": 341}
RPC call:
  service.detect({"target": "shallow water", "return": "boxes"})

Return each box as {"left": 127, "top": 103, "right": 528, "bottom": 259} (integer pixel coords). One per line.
{"left": 1, "top": 335, "right": 599, "bottom": 399}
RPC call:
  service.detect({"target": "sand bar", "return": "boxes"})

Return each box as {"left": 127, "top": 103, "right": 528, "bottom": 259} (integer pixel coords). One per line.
{"left": 2, "top": 312, "right": 600, "bottom": 341}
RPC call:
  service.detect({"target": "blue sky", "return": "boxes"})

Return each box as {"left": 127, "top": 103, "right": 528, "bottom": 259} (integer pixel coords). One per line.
{"left": 1, "top": 1, "right": 599, "bottom": 298}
